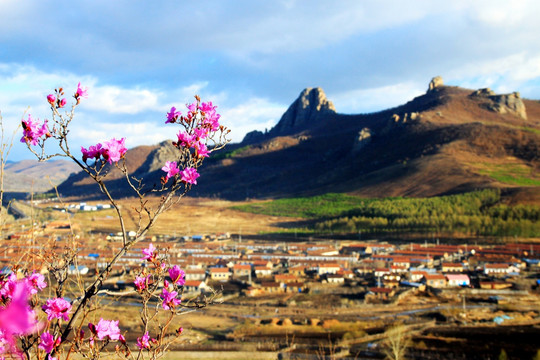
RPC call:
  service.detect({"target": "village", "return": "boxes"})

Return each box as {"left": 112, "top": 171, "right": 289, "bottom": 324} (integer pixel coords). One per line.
{"left": 2, "top": 214, "right": 539, "bottom": 304}
{"left": 2, "top": 202, "right": 540, "bottom": 358}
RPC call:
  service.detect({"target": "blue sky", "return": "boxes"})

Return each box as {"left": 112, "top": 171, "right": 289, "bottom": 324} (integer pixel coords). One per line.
{"left": 1, "top": 0, "right": 540, "bottom": 161}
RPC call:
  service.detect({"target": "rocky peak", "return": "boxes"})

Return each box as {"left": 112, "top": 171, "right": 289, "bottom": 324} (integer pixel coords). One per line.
{"left": 428, "top": 76, "right": 444, "bottom": 92}
{"left": 270, "top": 87, "right": 336, "bottom": 135}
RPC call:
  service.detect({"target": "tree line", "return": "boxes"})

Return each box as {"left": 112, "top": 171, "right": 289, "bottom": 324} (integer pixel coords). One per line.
{"left": 235, "top": 189, "right": 540, "bottom": 237}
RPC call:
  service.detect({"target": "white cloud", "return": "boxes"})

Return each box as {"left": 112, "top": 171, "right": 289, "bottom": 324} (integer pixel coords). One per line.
{"left": 447, "top": 53, "right": 540, "bottom": 94}
{"left": 220, "top": 98, "right": 286, "bottom": 142}
{"left": 69, "top": 119, "right": 172, "bottom": 149}
{"left": 86, "top": 86, "right": 159, "bottom": 114}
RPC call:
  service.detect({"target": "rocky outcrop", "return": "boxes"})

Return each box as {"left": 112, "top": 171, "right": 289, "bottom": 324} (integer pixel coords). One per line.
{"left": 135, "top": 141, "right": 178, "bottom": 174}
{"left": 353, "top": 128, "right": 373, "bottom": 152}
{"left": 381, "top": 112, "right": 421, "bottom": 135}
{"left": 489, "top": 92, "right": 527, "bottom": 119}
{"left": 471, "top": 88, "right": 496, "bottom": 97}
{"left": 428, "top": 76, "right": 444, "bottom": 92}
{"left": 471, "top": 89, "right": 527, "bottom": 119}
{"left": 270, "top": 87, "right": 336, "bottom": 135}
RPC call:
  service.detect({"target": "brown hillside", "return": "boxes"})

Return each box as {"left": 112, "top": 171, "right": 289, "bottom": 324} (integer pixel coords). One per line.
{"left": 52, "top": 78, "right": 540, "bottom": 203}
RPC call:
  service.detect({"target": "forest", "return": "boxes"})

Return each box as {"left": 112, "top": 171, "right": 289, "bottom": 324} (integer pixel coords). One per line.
{"left": 234, "top": 189, "right": 540, "bottom": 237}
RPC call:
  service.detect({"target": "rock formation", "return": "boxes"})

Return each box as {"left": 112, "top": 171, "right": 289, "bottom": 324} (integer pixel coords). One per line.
{"left": 353, "top": 127, "right": 373, "bottom": 152}
{"left": 471, "top": 89, "right": 527, "bottom": 119}
{"left": 270, "top": 87, "right": 336, "bottom": 135}
{"left": 428, "top": 76, "right": 444, "bottom": 92}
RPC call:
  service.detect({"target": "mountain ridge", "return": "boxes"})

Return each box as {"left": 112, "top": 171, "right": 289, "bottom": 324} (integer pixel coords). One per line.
{"left": 9, "top": 77, "right": 540, "bottom": 203}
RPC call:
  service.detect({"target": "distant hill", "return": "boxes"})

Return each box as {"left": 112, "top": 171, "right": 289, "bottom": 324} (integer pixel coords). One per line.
{"left": 53, "top": 77, "right": 540, "bottom": 203}
{"left": 3, "top": 159, "right": 80, "bottom": 193}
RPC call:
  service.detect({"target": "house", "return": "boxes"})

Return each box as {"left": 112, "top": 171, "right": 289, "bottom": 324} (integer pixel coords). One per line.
{"left": 288, "top": 265, "right": 306, "bottom": 277}
{"left": 374, "top": 268, "right": 391, "bottom": 278}
{"left": 410, "top": 271, "right": 429, "bottom": 282}
{"left": 484, "top": 263, "right": 519, "bottom": 276}
{"left": 183, "top": 280, "right": 209, "bottom": 294}
{"left": 209, "top": 267, "right": 231, "bottom": 281}
{"left": 442, "top": 263, "right": 464, "bottom": 273}
{"left": 445, "top": 274, "right": 470, "bottom": 287}
{"left": 367, "top": 287, "right": 395, "bottom": 301}
{"left": 232, "top": 264, "right": 252, "bottom": 278}
{"left": 284, "top": 282, "right": 306, "bottom": 293}
{"left": 317, "top": 263, "right": 341, "bottom": 276}
{"left": 424, "top": 274, "right": 447, "bottom": 288}
{"left": 325, "top": 274, "right": 345, "bottom": 284}
{"left": 260, "top": 282, "right": 284, "bottom": 294}
{"left": 390, "top": 265, "right": 408, "bottom": 274}
{"left": 274, "top": 274, "right": 299, "bottom": 284}
{"left": 254, "top": 266, "right": 273, "bottom": 278}
{"left": 185, "top": 269, "right": 206, "bottom": 281}
{"left": 391, "top": 256, "right": 411, "bottom": 269}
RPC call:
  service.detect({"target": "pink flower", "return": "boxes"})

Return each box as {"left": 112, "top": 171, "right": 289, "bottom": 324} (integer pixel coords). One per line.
{"left": 81, "top": 143, "right": 105, "bottom": 163}
{"left": 90, "top": 318, "right": 122, "bottom": 341}
{"left": 166, "top": 106, "right": 181, "bottom": 124}
{"left": 0, "top": 273, "right": 17, "bottom": 298}
{"left": 194, "top": 142, "right": 210, "bottom": 158}
{"left": 168, "top": 265, "right": 185, "bottom": 286}
{"left": 0, "top": 281, "right": 38, "bottom": 353}
{"left": 134, "top": 274, "right": 150, "bottom": 291}
{"left": 200, "top": 101, "right": 216, "bottom": 115}
{"left": 136, "top": 331, "right": 151, "bottom": 349}
{"left": 59, "top": 98, "right": 67, "bottom": 108}
{"left": 160, "top": 285, "right": 181, "bottom": 310}
{"left": 39, "top": 331, "right": 60, "bottom": 353}
{"left": 142, "top": 243, "right": 156, "bottom": 261}
{"left": 42, "top": 297, "right": 71, "bottom": 321}
{"left": 20, "top": 114, "right": 50, "bottom": 146}
{"left": 186, "top": 101, "right": 197, "bottom": 116}
{"left": 176, "top": 131, "right": 195, "bottom": 148}
{"left": 193, "top": 127, "right": 209, "bottom": 140}
{"left": 26, "top": 272, "right": 47, "bottom": 295}
{"left": 102, "top": 138, "right": 127, "bottom": 164}
{"left": 161, "top": 161, "right": 180, "bottom": 182}
{"left": 180, "top": 167, "right": 200, "bottom": 185}
{"left": 75, "top": 82, "right": 88, "bottom": 99}
{"left": 201, "top": 101, "right": 221, "bottom": 130}
{"left": 47, "top": 94, "right": 56, "bottom": 105}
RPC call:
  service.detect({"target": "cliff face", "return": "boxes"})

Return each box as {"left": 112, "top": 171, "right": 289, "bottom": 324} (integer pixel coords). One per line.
{"left": 269, "top": 87, "right": 336, "bottom": 136}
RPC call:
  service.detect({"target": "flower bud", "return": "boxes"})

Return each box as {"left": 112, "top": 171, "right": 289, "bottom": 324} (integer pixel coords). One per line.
{"left": 47, "top": 94, "right": 56, "bottom": 105}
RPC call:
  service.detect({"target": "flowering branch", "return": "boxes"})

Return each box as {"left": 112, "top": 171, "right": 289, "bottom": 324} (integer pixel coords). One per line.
{"left": 0, "top": 83, "right": 230, "bottom": 359}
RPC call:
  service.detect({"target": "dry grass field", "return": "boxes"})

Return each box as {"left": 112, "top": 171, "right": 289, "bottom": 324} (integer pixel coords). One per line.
{"left": 67, "top": 196, "right": 300, "bottom": 236}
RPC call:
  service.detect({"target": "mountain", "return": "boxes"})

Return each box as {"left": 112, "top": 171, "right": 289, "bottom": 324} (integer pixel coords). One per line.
{"left": 54, "top": 77, "right": 540, "bottom": 203}
{"left": 3, "top": 159, "right": 80, "bottom": 193}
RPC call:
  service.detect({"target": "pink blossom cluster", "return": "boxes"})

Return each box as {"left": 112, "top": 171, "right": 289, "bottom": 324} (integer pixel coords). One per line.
{"left": 161, "top": 98, "right": 222, "bottom": 184}
{"left": 20, "top": 114, "right": 50, "bottom": 146}
{"left": 137, "top": 245, "right": 186, "bottom": 310}
{"left": 160, "top": 280, "right": 181, "bottom": 310}
{"left": 136, "top": 331, "right": 156, "bottom": 350}
{"left": 42, "top": 297, "right": 72, "bottom": 321}
{"left": 81, "top": 137, "right": 127, "bottom": 164}
{"left": 39, "top": 331, "right": 60, "bottom": 356}
{"left": 0, "top": 274, "right": 45, "bottom": 358}
{"left": 88, "top": 318, "right": 125, "bottom": 342}
{"left": 22, "top": 83, "right": 92, "bottom": 148}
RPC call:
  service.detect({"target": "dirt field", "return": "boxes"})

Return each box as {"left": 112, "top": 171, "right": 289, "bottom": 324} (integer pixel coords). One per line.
{"left": 68, "top": 197, "right": 299, "bottom": 236}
